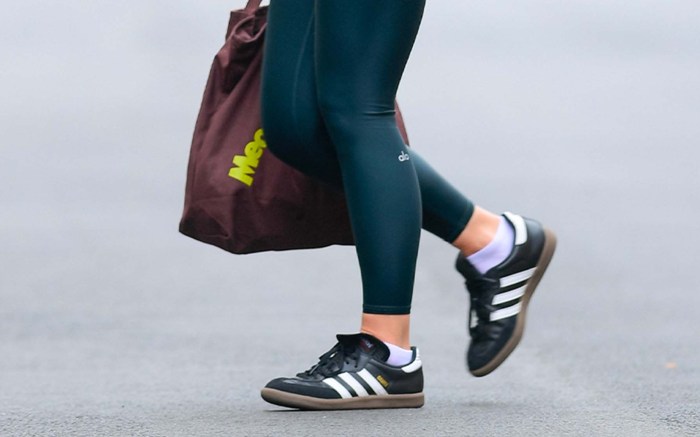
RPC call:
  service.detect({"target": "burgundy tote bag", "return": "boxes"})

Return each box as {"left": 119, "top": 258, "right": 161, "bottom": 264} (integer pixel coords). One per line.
{"left": 179, "top": 0, "right": 410, "bottom": 254}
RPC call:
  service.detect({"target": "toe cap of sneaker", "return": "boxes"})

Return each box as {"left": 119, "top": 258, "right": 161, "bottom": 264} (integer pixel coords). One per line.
{"left": 265, "top": 377, "right": 341, "bottom": 399}
{"left": 467, "top": 322, "right": 516, "bottom": 372}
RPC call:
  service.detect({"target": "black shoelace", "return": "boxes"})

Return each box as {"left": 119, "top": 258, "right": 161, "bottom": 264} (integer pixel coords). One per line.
{"left": 466, "top": 276, "right": 498, "bottom": 341}
{"left": 299, "top": 342, "right": 361, "bottom": 378}
{"left": 469, "top": 296, "right": 495, "bottom": 341}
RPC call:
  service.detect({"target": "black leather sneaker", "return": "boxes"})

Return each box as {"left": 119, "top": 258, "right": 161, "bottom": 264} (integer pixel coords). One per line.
{"left": 261, "top": 333, "right": 424, "bottom": 410}
{"left": 456, "top": 212, "right": 556, "bottom": 377}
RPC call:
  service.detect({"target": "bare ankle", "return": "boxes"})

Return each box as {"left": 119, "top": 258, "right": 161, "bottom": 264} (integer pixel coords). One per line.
{"left": 360, "top": 313, "right": 411, "bottom": 349}
{"left": 452, "top": 206, "right": 501, "bottom": 256}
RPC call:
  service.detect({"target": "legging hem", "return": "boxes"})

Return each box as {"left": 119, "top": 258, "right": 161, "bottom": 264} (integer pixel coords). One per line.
{"left": 362, "top": 304, "right": 411, "bottom": 315}
{"left": 445, "top": 204, "right": 476, "bottom": 243}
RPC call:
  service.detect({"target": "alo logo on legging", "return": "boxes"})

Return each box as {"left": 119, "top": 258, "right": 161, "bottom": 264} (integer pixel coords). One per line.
{"left": 398, "top": 151, "right": 410, "bottom": 162}
{"left": 228, "top": 128, "right": 267, "bottom": 187}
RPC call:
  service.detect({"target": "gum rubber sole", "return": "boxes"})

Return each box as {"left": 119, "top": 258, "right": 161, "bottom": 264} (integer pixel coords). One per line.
{"left": 261, "top": 388, "right": 425, "bottom": 410}
{"left": 470, "top": 228, "right": 557, "bottom": 377}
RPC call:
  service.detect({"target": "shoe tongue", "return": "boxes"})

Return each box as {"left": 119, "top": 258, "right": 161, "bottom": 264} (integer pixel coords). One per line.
{"left": 336, "top": 333, "right": 390, "bottom": 362}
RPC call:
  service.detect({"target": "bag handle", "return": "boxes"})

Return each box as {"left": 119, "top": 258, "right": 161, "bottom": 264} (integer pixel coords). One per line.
{"left": 244, "top": 0, "right": 263, "bottom": 13}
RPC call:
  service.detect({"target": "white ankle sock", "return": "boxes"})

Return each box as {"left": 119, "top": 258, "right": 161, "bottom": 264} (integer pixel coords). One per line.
{"left": 383, "top": 342, "right": 413, "bottom": 366}
{"left": 466, "top": 216, "right": 515, "bottom": 274}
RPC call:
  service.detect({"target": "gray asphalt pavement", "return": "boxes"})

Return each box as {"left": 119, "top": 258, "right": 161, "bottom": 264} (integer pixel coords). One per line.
{"left": 2, "top": 1, "right": 699, "bottom": 436}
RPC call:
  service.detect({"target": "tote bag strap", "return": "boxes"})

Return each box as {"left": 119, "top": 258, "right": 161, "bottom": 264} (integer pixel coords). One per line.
{"left": 244, "top": 0, "right": 263, "bottom": 13}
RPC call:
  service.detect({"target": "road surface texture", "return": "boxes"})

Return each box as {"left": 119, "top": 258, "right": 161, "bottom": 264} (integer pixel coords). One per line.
{"left": 2, "top": 1, "right": 699, "bottom": 436}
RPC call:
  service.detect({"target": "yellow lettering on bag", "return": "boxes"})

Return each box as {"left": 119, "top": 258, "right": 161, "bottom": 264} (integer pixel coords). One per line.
{"left": 228, "top": 128, "right": 267, "bottom": 186}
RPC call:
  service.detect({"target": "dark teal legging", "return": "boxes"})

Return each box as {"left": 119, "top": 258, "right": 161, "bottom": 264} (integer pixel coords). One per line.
{"left": 261, "top": 0, "right": 475, "bottom": 314}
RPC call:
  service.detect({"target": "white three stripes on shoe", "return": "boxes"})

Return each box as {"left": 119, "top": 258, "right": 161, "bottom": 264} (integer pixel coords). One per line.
{"left": 358, "top": 369, "right": 388, "bottom": 396}
{"left": 492, "top": 284, "right": 526, "bottom": 306}
{"left": 322, "top": 377, "right": 352, "bottom": 399}
{"left": 500, "top": 267, "right": 535, "bottom": 288}
{"left": 490, "top": 302, "right": 522, "bottom": 321}
{"left": 339, "top": 372, "right": 368, "bottom": 397}
{"left": 323, "top": 370, "right": 388, "bottom": 398}
{"left": 490, "top": 268, "right": 535, "bottom": 321}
